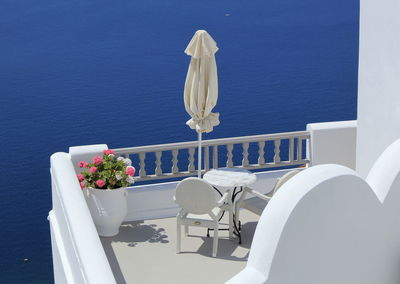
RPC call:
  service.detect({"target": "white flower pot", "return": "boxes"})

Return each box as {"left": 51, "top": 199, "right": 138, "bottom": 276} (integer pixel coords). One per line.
{"left": 85, "top": 187, "right": 128, "bottom": 237}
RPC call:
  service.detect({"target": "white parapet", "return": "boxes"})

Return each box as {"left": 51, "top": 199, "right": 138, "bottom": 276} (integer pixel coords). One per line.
{"left": 50, "top": 151, "right": 116, "bottom": 284}
{"left": 307, "top": 120, "right": 357, "bottom": 170}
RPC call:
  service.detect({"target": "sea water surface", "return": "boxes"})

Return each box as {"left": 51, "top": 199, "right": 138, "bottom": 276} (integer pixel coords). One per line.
{"left": 0, "top": 0, "right": 359, "bottom": 282}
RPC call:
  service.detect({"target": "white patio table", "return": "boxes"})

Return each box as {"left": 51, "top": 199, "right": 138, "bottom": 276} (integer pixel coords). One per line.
{"left": 203, "top": 168, "right": 257, "bottom": 244}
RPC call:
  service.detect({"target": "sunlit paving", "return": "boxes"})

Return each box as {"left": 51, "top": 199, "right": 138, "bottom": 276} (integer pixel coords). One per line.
{"left": 102, "top": 211, "right": 259, "bottom": 284}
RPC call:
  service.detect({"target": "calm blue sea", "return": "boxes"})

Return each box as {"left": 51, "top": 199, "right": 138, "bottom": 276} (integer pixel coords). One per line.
{"left": 0, "top": 0, "right": 358, "bottom": 282}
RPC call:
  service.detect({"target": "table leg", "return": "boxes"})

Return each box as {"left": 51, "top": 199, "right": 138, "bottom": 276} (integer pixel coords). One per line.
{"left": 231, "top": 186, "right": 243, "bottom": 244}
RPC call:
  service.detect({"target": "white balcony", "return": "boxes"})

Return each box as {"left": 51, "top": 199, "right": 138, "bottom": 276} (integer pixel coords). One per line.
{"left": 49, "top": 120, "right": 357, "bottom": 283}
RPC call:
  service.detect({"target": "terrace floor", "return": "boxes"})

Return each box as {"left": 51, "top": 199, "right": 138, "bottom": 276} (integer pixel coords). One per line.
{"left": 100, "top": 210, "right": 260, "bottom": 284}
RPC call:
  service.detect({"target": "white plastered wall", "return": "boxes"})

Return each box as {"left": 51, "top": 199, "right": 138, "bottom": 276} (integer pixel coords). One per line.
{"left": 307, "top": 120, "right": 357, "bottom": 170}
{"left": 356, "top": 0, "right": 400, "bottom": 178}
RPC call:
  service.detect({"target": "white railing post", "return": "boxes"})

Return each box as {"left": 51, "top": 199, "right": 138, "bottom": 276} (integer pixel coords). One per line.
{"left": 274, "top": 139, "right": 281, "bottom": 164}
{"left": 258, "top": 141, "right": 265, "bottom": 165}
{"left": 226, "top": 144, "right": 234, "bottom": 168}
{"left": 155, "top": 151, "right": 162, "bottom": 176}
{"left": 139, "top": 152, "right": 146, "bottom": 178}
{"left": 172, "top": 150, "right": 179, "bottom": 174}
{"left": 297, "top": 138, "right": 303, "bottom": 161}
{"left": 204, "top": 146, "right": 210, "bottom": 172}
{"left": 213, "top": 146, "right": 218, "bottom": 169}
{"left": 188, "top": 148, "right": 195, "bottom": 172}
{"left": 242, "top": 142, "right": 249, "bottom": 167}
{"left": 289, "top": 137, "right": 294, "bottom": 162}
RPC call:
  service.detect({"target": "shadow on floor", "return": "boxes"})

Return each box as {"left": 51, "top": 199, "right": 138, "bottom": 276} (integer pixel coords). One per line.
{"left": 181, "top": 221, "right": 258, "bottom": 261}
{"left": 113, "top": 221, "right": 170, "bottom": 246}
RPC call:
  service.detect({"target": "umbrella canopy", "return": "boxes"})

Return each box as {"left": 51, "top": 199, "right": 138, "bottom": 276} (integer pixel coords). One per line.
{"left": 184, "top": 30, "right": 220, "bottom": 133}
{"left": 184, "top": 30, "right": 220, "bottom": 177}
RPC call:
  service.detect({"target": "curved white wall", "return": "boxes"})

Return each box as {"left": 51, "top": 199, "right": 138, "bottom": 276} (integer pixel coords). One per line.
{"left": 357, "top": 0, "right": 400, "bottom": 178}
{"left": 228, "top": 139, "right": 400, "bottom": 283}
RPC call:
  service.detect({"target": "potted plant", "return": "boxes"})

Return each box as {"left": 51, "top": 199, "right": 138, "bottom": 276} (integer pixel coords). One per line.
{"left": 77, "top": 149, "right": 135, "bottom": 237}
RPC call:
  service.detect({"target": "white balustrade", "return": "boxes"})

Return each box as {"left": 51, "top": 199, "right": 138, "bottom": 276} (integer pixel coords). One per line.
{"left": 113, "top": 131, "right": 310, "bottom": 181}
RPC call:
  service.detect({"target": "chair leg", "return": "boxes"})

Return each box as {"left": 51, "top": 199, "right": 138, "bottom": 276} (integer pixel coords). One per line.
{"left": 212, "top": 225, "right": 218, "bottom": 257}
{"left": 184, "top": 225, "right": 189, "bottom": 236}
{"left": 176, "top": 219, "right": 181, "bottom": 254}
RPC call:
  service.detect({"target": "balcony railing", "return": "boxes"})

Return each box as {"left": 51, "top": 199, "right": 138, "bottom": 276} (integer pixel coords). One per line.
{"left": 114, "top": 131, "right": 310, "bottom": 181}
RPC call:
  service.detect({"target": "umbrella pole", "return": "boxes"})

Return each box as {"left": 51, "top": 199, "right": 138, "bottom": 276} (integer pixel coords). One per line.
{"left": 198, "top": 131, "right": 202, "bottom": 178}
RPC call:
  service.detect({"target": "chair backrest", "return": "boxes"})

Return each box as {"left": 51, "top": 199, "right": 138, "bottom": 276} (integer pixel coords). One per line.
{"left": 272, "top": 170, "right": 300, "bottom": 195}
{"left": 174, "top": 177, "right": 218, "bottom": 215}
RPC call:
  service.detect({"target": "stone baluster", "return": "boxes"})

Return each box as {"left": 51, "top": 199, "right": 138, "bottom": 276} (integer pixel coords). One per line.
{"left": 213, "top": 146, "right": 218, "bottom": 169}
{"left": 242, "top": 142, "right": 249, "bottom": 167}
{"left": 226, "top": 144, "right": 234, "bottom": 167}
{"left": 289, "top": 137, "right": 294, "bottom": 162}
{"left": 172, "top": 149, "right": 179, "bottom": 174}
{"left": 204, "top": 146, "right": 210, "bottom": 172}
{"left": 297, "top": 138, "right": 303, "bottom": 161}
{"left": 155, "top": 151, "right": 162, "bottom": 176}
{"left": 258, "top": 141, "right": 265, "bottom": 165}
{"left": 274, "top": 139, "right": 281, "bottom": 164}
{"left": 139, "top": 152, "right": 146, "bottom": 178}
{"left": 188, "top": 148, "right": 195, "bottom": 172}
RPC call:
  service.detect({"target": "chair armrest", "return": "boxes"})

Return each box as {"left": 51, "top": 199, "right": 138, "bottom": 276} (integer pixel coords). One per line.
{"left": 217, "top": 191, "right": 230, "bottom": 207}
{"left": 248, "top": 189, "right": 271, "bottom": 201}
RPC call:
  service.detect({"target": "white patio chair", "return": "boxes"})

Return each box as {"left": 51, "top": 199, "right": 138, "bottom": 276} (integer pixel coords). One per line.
{"left": 235, "top": 170, "right": 300, "bottom": 228}
{"left": 174, "top": 177, "right": 233, "bottom": 257}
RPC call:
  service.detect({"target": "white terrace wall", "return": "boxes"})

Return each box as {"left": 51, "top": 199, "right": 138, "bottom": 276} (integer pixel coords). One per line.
{"left": 49, "top": 152, "right": 116, "bottom": 284}
{"left": 307, "top": 120, "right": 357, "bottom": 170}
{"left": 356, "top": 0, "right": 400, "bottom": 178}
{"left": 228, "top": 141, "right": 400, "bottom": 284}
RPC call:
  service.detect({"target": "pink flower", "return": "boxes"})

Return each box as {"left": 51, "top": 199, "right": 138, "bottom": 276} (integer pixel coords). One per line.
{"left": 103, "top": 149, "right": 115, "bottom": 155}
{"left": 77, "top": 174, "right": 84, "bottom": 182}
{"left": 96, "top": 179, "right": 106, "bottom": 188}
{"left": 78, "top": 161, "right": 85, "bottom": 168}
{"left": 80, "top": 182, "right": 85, "bottom": 190}
{"left": 89, "top": 167, "right": 97, "bottom": 174}
{"left": 83, "top": 162, "right": 89, "bottom": 168}
{"left": 93, "top": 156, "right": 103, "bottom": 165}
{"left": 126, "top": 166, "right": 135, "bottom": 176}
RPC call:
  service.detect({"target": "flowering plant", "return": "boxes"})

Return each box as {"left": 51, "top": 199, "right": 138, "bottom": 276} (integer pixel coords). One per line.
{"left": 76, "top": 149, "right": 135, "bottom": 190}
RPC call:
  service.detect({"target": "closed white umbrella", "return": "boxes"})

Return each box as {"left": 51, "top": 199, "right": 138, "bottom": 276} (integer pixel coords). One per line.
{"left": 184, "top": 30, "right": 220, "bottom": 178}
